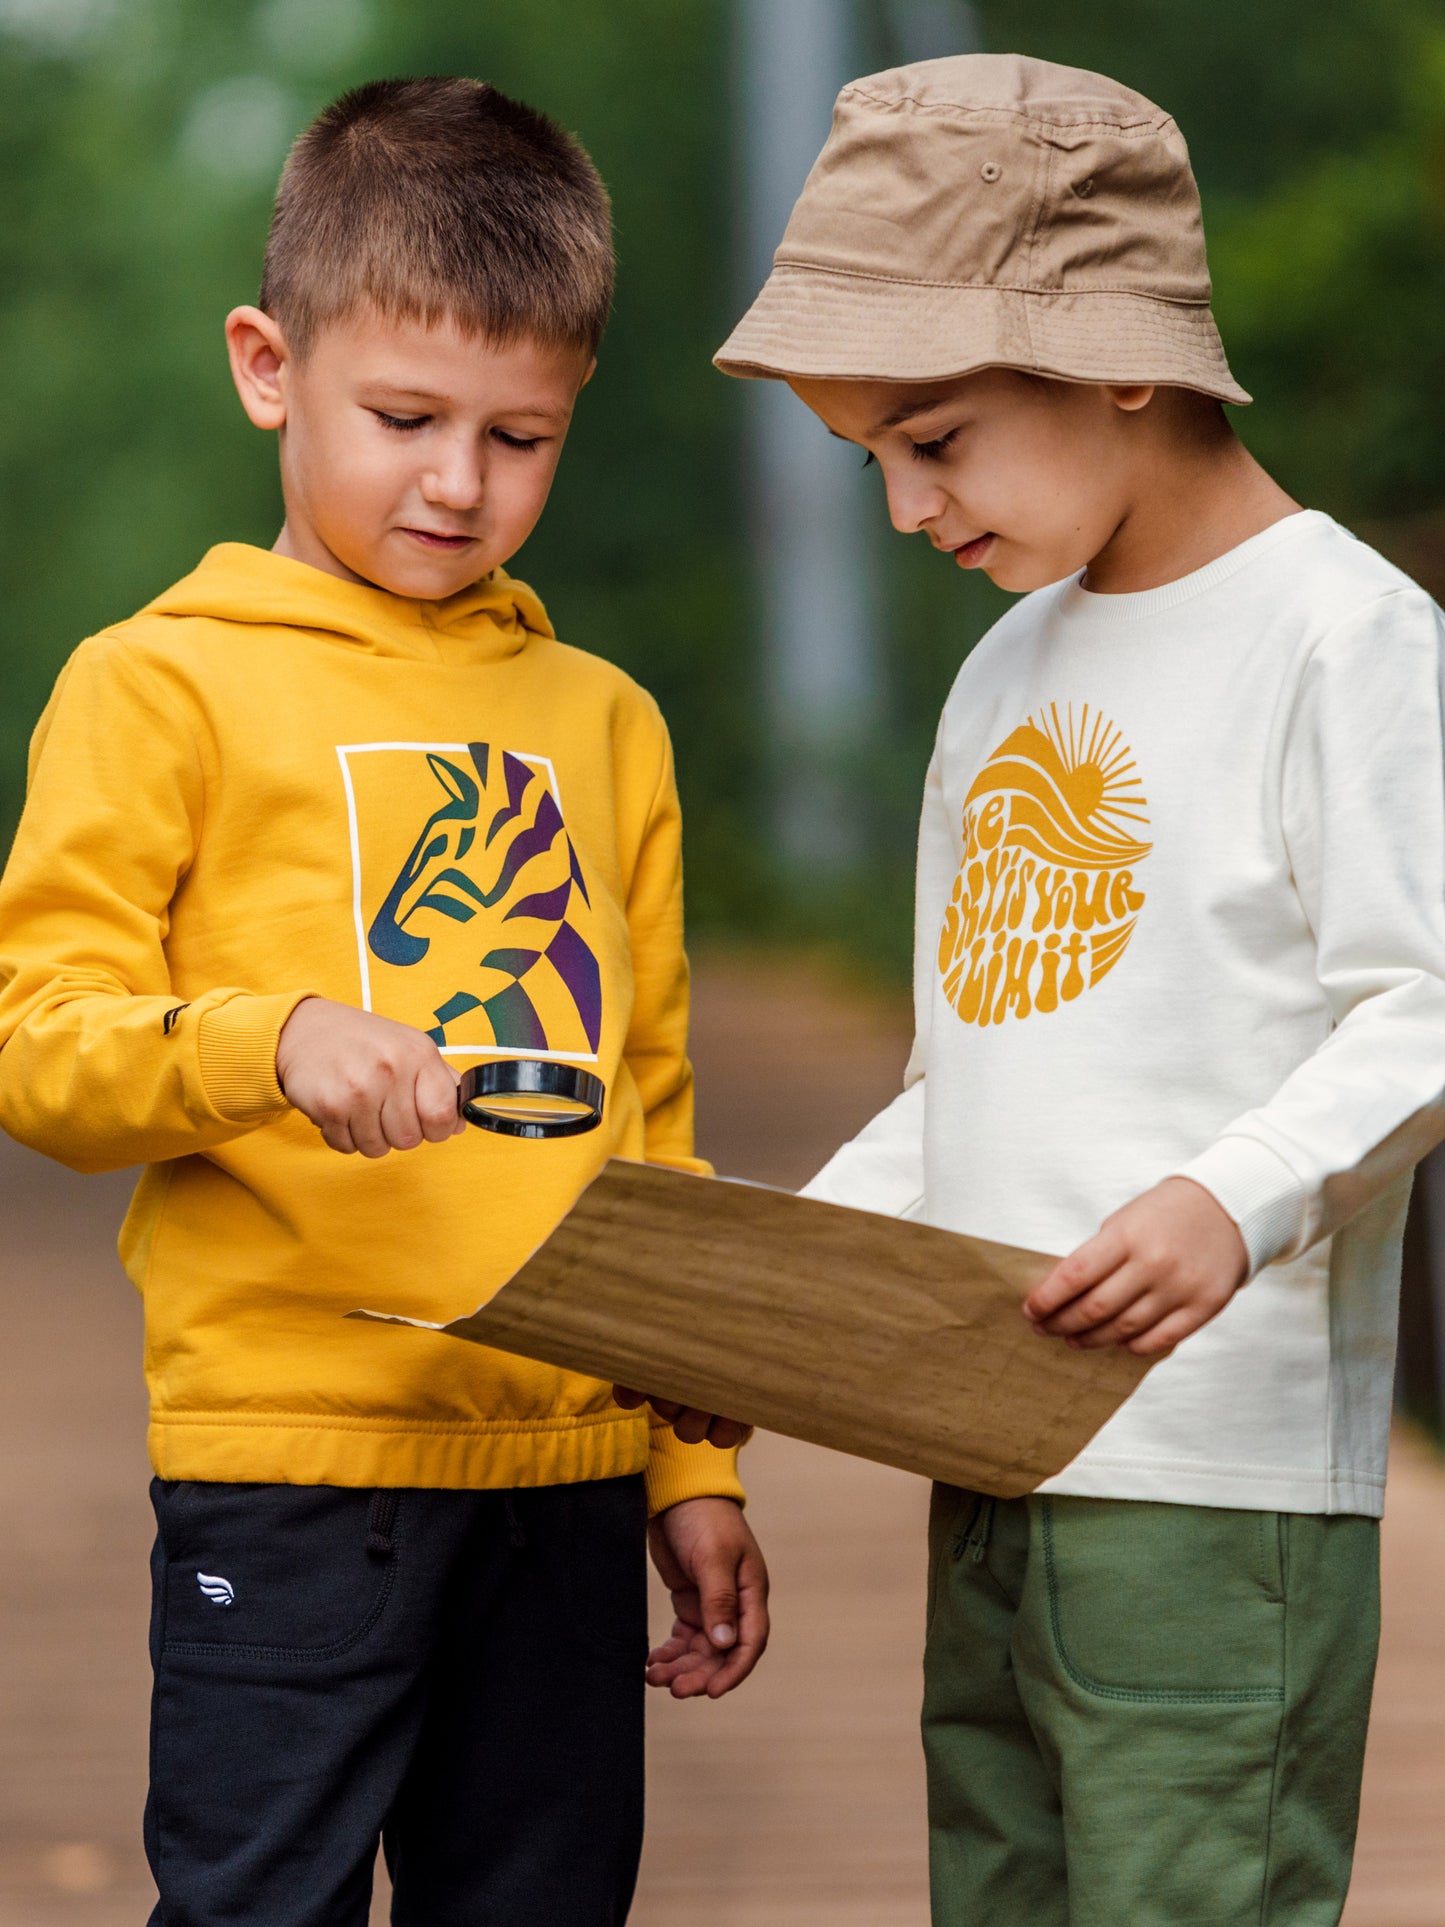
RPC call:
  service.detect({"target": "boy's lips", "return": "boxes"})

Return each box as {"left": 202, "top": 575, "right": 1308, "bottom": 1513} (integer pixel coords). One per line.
{"left": 950, "top": 533, "right": 996, "bottom": 569}
{"left": 402, "top": 527, "right": 476, "bottom": 550}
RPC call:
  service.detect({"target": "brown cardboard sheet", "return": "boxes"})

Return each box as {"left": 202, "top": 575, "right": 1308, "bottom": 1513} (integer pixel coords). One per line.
{"left": 352, "top": 1160, "right": 1152, "bottom": 1498}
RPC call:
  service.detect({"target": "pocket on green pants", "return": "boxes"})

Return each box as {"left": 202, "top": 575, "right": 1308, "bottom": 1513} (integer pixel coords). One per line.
{"left": 1039, "top": 1496, "right": 1286, "bottom": 1701}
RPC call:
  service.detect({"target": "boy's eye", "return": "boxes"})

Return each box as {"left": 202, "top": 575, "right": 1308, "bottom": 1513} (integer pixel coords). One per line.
{"left": 373, "top": 410, "right": 429, "bottom": 433}
{"left": 909, "top": 428, "right": 959, "bottom": 462}
{"left": 492, "top": 428, "right": 544, "bottom": 452}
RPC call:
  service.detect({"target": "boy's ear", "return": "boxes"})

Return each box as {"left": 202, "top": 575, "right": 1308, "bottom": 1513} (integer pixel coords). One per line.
{"left": 226, "top": 306, "right": 291, "bottom": 430}
{"left": 580, "top": 354, "right": 598, "bottom": 389}
{"left": 1107, "top": 383, "right": 1157, "bottom": 415}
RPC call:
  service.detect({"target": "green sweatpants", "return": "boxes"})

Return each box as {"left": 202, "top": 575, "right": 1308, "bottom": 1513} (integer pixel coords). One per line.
{"left": 923, "top": 1487, "right": 1380, "bottom": 1927}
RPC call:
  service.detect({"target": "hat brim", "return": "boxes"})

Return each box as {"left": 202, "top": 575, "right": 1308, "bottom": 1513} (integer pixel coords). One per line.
{"left": 715, "top": 265, "right": 1251, "bottom": 406}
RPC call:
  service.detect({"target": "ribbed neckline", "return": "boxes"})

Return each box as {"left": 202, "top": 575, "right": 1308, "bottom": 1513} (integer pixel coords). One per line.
{"left": 1054, "top": 510, "right": 1329, "bottom": 625}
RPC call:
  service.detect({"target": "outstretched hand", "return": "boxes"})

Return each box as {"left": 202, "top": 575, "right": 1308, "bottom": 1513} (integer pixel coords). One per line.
{"left": 646, "top": 1497, "right": 769, "bottom": 1700}
{"left": 1022, "top": 1177, "right": 1249, "bottom": 1357}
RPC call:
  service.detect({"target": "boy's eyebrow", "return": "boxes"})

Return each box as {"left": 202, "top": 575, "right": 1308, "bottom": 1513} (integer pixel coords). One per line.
{"left": 822, "top": 395, "right": 962, "bottom": 443}
{"left": 371, "top": 386, "right": 449, "bottom": 404}
{"left": 872, "top": 392, "right": 960, "bottom": 433}
{"left": 361, "top": 382, "right": 572, "bottom": 421}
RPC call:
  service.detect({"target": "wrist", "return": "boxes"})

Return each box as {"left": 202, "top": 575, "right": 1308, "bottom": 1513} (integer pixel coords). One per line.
{"left": 202, "top": 990, "right": 318, "bottom": 1122}
{"left": 274, "top": 994, "right": 325, "bottom": 1096}
{"left": 1169, "top": 1138, "right": 1306, "bottom": 1275}
{"left": 656, "top": 1495, "right": 742, "bottom": 1520}
{"left": 643, "top": 1436, "right": 747, "bottom": 1517}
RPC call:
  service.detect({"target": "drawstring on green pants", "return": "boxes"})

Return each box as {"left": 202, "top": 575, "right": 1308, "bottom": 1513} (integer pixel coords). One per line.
{"left": 954, "top": 1494, "right": 997, "bottom": 1564}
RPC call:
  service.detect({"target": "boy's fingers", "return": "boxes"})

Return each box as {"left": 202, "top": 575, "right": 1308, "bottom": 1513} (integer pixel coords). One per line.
{"left": 666, "top": 1663, "right": 716, "bottom": 1700}
{"left": 647, "top": 1624, "right": 715, "bottom": 1695}
{"left": 1024, "top": 1226, "right": 1128, "bottom": 1321}
{"left": 646, "top": 1622, "right": 695, "bottom": 1669}
{"left": 1125, "top": 1307, "right": 1201, "bottom": 1357}
{"left": 1066, "top": 1290, "right": 1168, "bottom": 1350}
{"left": 646, "top": 1645, "right": 711, "bottom": 1690}
{"left": 612, "top": 1386, "right": 647, "bottom": 1410}
{"left": 693, "top": 1548, "right": 740, "bottom": 1649}
{"left": 645, "top": 1648, "right": 696, "bottom": 1682}
{"left": 705, "top": 1417, "right": 750, "bottom": 1450}
{"left": 345, "top": 1098, "right": 392, "bottom": 1160}
{"left": 707, "top": 1550, "right": 770, "bottom": 1696}
{"left": 1033, "top": 1264, "right": 1147, "bottom": 1338}
{"left": 416, "top": 1059, "right": 462, "bottom": 1143}
{"left": 668, "top": 1407, "right": 717, "bottom": 1444}
{"left": 378, "top": 1084, "right": 424, "bottom": 1153}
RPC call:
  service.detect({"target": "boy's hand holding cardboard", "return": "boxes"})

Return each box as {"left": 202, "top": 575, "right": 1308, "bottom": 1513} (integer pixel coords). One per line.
{"left": 612, "top": 1386, "right": 750, "bottom": 1451}
{"left": 1024, "top": 1177, "right": 1248, "bottom": 1357}
{"left": 276, "top": 996, "right": 467, "bottom": 1159}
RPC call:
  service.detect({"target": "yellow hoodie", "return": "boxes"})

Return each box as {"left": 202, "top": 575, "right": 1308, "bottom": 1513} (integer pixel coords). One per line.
{"left": 0, "top": 544, "right": 741, "bottom": 1511}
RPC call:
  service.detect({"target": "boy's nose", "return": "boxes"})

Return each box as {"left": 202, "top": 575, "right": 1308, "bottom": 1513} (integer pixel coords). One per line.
{"left": 420, "top": 447, "right": 485, "bottom": 511}
{"left": 883, "top": 471, "right": 944, "bottom": 538}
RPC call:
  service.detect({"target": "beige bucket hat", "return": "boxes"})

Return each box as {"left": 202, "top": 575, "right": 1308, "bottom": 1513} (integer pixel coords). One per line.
{"left": 715, "top": 53, "right": 1249, "bottom": 405}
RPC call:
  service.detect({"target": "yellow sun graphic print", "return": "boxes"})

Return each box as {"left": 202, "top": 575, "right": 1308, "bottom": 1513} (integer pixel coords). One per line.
{"left": 938, "top": 704, "right": 1152, "bottom": 1026}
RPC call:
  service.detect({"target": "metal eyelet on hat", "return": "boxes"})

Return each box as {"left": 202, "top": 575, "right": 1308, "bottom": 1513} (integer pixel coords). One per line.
{"left": 1073, "top": 176, "right": 1097, "bottom": 198}
{"left": 979, "top": 161, "right": 1002, "bottom": 183}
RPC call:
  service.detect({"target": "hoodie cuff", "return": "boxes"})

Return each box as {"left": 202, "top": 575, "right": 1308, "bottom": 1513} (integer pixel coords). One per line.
{"left": 643, "top": 1422, "right": 747, "bottom": 1517}
{"left": 1171, "top": 1135, "right": 1310, "bottom": 1276}
{"left": 198, "top": 991, "right": 319, "bottom": 1124}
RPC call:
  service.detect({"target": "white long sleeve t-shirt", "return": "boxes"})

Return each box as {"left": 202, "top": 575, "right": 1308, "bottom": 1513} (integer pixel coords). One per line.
{"left": 805, "top": 511, "right": 1445, "bottom": 1515}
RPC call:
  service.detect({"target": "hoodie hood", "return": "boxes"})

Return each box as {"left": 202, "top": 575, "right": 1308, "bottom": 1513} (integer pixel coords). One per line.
{"left": 143, "top": 542, "right": 554, "bottom": 666}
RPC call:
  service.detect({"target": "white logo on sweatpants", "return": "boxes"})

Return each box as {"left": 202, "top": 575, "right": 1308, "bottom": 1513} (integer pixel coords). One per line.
{"left": 197, "top": 1571, "right": 235, "bottom": 1607}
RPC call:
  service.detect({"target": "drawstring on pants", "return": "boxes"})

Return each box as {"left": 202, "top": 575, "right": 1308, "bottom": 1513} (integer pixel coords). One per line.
{"left": 366, "top": 1490, "right": 400, "bottom": 1558}
{"left": 502, "top": 1492, "right": 527, "bottom": 1549}
{"left": 954, "top": 1494, "right": 997, "bottom": 1564}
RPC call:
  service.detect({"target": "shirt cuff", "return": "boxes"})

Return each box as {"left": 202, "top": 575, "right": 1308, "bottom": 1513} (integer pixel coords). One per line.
{"left": 643, "top": 1422, "right": 747, "bottom": 1517}
{"left": 198, "top": 991, "right": 318, "bottom": 1124}
{"left": 1171, "top": 1134, "right": 1310, "bottom": 1276}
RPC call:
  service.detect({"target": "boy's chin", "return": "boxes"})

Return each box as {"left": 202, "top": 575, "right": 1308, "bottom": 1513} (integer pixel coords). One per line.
{"left": 351, "top": 533, "right": 493, "bottom": 601}
{"left": 984, "top": 545, "right": 1085, "bottom": 594}
{"left": 982, "top": 560, "right": 1045, "bottom": 594}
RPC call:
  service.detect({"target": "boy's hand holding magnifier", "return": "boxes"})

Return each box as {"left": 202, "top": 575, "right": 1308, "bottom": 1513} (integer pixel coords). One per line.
{"left": 276, "top": 998, "right": 607, "bottom": 1153}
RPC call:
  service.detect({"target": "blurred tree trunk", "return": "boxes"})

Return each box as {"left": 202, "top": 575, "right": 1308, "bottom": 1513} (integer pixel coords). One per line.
{"left": 1361, "top": 517, "right": 1445, "bottom": 1446}
{"left": 1400, "top": 1147, "right": 1445, "bottom": 1444}
{"left": 1361, "top": 512, "right": 1445, "bottom": 607}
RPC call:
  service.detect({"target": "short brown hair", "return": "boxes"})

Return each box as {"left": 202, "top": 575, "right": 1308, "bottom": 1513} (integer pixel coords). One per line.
{"left": 260, "top": 76, "right": 613, "bottom": 357}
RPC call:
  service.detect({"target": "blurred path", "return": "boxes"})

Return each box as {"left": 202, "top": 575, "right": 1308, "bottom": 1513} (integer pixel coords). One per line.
{"left": 0, "top": 953, "right": 1441, "bottom": 1925}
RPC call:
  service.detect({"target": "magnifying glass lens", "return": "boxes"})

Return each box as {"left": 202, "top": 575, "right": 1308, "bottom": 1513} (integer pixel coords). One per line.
{"left": 458, "top": 1061, "right": 605, "bottom": 1140}
{"left": 467, "top": 1090, "right": 598, "bottom": 1127}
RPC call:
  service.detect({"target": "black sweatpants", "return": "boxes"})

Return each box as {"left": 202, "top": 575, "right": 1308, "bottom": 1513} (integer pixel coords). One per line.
{"left": 144, "top": 1473, "right": 648, "bottom": 1927}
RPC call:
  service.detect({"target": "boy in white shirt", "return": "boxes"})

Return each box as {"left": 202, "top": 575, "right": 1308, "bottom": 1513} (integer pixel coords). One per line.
{"left": 705, "top": 51, "right": 1445, "bottom": 1926}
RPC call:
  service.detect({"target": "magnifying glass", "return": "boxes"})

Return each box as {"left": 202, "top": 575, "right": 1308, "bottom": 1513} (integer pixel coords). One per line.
{"left": 457, "top": 1060, "right": 605, "bottom": 1140}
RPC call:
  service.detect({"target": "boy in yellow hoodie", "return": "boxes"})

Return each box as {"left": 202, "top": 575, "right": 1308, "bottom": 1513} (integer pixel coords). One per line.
{"left": 0, "top": 77, "right": 765, "bottom": 1926}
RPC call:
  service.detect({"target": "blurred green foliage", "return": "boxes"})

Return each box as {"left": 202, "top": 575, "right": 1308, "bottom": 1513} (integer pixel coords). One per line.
{"left": 991, "top": 0, "right": 1445, "bottom": 519}
{"left": 2, "top": 0, "right": 1444, "bottom": 980}
{"left": 0, "top": 0, "right": 762, "bottom": 917}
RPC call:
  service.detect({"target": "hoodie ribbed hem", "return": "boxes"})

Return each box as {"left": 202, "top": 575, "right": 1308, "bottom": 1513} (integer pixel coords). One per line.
{"left": 198, "top": 990, "right": 317, "bottom": 1123}
{"left": 148, "top": 1404, "right": 746, "bottom": 1511}
{"left": 1172, "top": 1134, "right": 1309, "bottom": 1276}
